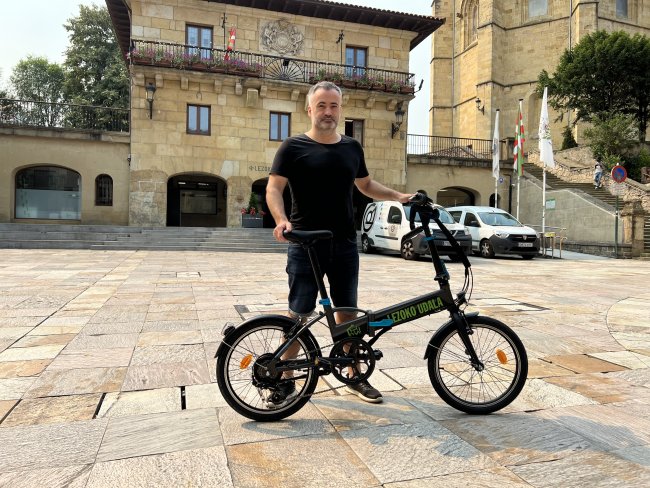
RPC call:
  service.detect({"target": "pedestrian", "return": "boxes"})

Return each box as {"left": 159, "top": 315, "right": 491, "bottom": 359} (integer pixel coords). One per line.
{"left": 594, "top": 160, "right": 604, "bottom": 189}
{"left": 266, "top": 81, "right": 412, "bottom": 406}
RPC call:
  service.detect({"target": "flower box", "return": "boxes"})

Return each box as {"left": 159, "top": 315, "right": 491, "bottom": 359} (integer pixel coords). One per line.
{"left": 242, "top": 214, "right": 263, "bottom": 228}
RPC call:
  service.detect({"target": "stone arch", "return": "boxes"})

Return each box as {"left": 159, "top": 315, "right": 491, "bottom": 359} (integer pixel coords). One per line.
{"left": 436, "top": 186, "right": 477, "bottom": 207}
{"left": 166, "top": 172, "right": 227, "bottom": 227}
{"left": 15, "top": 165, "right": 81, "bottom": 220}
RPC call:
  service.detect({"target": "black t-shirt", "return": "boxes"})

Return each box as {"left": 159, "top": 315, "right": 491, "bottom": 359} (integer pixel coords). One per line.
{"left": 271, "top": 134, "right": 369, "bottom": 240}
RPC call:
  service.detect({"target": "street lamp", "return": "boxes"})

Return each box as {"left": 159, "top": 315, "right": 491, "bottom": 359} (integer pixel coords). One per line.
{"left": 145, "top": 82, "right": 157, "bottom": 119}
{"left": 391, "top": 103, "right": 405, "bottom": 138}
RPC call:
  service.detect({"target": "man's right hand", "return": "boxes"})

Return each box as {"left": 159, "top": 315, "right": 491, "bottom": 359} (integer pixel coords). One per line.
{"left": 274, "top": 221, "right": 292, "bottom": 242}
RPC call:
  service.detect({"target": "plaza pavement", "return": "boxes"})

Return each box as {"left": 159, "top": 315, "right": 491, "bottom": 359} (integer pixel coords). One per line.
{"left": 0, "top": 247, "right": 649, "bottom": 487}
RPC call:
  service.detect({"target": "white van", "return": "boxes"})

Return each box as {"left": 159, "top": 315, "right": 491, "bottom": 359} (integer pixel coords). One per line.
{"left": 360, "top": 201, "right": 472, "bottom": 260}
{"left": 446, "top": 206, "right": 539, "bottom": 259}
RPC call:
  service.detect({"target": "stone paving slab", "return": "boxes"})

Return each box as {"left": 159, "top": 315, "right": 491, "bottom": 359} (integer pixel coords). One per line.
{"left": 0, "top": 249, "right": 649, "bottom": 486}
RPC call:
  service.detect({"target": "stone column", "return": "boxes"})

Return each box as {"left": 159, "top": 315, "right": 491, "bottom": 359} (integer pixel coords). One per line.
{"left": 227, "top": 176, "right": 253, "bottom": 227}
{"left": 621, "top": 202, "right": 646, "bottom": 258}
{"left": 129, "top": 169, "right": 168, "bottom": 226}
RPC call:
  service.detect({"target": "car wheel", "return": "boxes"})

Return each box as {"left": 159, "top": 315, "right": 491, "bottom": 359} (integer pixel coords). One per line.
{"left": 521, "top": 254, "right": 535, "bottom": 260}
{"left": 479, "top": 239, "right": 495, "bottom": 258}
{"left": 400, "top": 239, "right": 418, "bottom": 260}
{"left": 361, "top": 235, "right": 373, "bottom": 254}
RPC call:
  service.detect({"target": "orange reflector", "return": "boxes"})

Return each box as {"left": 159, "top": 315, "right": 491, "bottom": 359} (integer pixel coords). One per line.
{"left": 240, "top": 354, "right": 253, "bottom": 369}
{"left": 496, "top": 349, "right": 508, "bottom": 364}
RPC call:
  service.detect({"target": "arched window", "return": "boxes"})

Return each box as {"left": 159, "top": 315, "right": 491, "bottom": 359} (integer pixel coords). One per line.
{"left": 463, "top": 0, "right": 479, "bottom": 48}
{"left": 95, "top": 174, "right": 113, "bottom": 206}
{"left": 15, "top": 166, "right": 81, "bottom": 219}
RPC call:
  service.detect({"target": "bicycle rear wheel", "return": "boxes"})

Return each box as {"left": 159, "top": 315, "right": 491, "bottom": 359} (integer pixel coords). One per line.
{"left": 427, "top": 315, "right": 527, "bottom": 414}
{"left": 216, "top": 318, "right": 320, "bottom": 421}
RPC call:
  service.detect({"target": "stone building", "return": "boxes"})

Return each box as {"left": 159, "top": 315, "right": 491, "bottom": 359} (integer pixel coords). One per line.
{"left": 105, "top": 0, "right": 442, "bottom": 228}
{"left": 430, "top": 0, "right": 650, "bottom": 145}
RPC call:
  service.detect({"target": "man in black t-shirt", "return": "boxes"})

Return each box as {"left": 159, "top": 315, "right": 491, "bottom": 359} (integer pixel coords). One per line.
{"left": 266, "top": 81, "right": 411, "bottom": 406}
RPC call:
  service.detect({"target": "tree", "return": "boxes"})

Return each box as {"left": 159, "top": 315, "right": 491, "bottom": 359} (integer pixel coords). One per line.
{"left": 9, "top": 56, "right": 66, "bottom": 127}
{"left": 63, "top": 4, "right": 129, "bottom": 109}
{"left": 584, "top": 113, "right": 638, "bottom": 166}
{"left": 538, "top": 30, "right": 650, "bottom": 142}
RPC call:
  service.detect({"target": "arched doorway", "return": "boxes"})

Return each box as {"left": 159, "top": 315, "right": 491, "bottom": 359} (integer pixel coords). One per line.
{"left": 251, "top": 178, "right": 291, "bottom": 229}
{"left": 489, "top": 193, "right": 502, "bottom": 208}
{"left": 167, "top": 173, "right": 226, "bottom": 227}
{"left": 15, "top": 166, "right": 81, "bottom": 220}
{"left": 436, "top": 187, "right": 476, "bottom": 207}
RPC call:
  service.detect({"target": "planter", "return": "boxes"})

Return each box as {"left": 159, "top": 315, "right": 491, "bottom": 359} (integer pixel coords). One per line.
{"left": 242, "top": 214, "right": 263, "bottom": 228}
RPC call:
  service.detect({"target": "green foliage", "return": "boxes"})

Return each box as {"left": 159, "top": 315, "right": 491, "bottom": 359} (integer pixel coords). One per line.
{"left": 560, "top": 126, "right": 578, "bottom": 150}
{"left": 622, "top": 148, "right": 650, "bottom": 181}
{"left": 9, "top": 56, "right": 66, "bottom": 103}
{"left": 537, "top": 30, "right": 650, "bottom": 141}
{"left": 63, "top": 5, "right": 129, "bottom": 108}
{"left": 584, "top": 113, "right": 638, "bottom": 165}
{"left": 242, "top": 193, "right": 264, "bottom": 215}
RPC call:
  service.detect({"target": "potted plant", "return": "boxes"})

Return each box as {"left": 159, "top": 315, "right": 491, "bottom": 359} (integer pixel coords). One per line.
{"left": 241, "top": 193, "right": 265, "bottom": 228}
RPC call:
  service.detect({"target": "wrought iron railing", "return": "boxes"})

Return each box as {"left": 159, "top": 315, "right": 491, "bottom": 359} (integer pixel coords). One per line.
{"left": 408, "top": 134, "right": 503, "bottom": 160}
{"left": 129, "top": 40, "right": 416, "bottom": 93}
{"left": 0, "top": 99, "right": 129, "bottom": 133}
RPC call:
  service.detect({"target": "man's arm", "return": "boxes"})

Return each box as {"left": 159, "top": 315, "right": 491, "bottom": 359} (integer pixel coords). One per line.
{"left": 266, "top": 174, "right": 292, "bottom": 242}
{"left": 355, "top": 175, "right": 412, "bottom": 203}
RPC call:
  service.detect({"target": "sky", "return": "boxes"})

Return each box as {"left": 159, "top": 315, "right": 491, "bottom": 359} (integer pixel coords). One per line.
{"left": 0, "top": 0, "right": 433, "bottom": 134}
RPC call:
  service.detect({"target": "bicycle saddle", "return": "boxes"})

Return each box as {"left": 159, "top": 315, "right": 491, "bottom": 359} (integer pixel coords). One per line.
{"left": 283, "top": 229, "right": 333, "bottom": 245}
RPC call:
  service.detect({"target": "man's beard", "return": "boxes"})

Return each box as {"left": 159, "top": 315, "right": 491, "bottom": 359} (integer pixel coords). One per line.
{"left": 315, "top": 117, "right": 337, "bottom": 130}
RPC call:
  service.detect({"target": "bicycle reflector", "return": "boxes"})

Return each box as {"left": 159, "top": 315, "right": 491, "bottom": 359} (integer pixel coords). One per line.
{"left": 496, "top": 349, "right": 508, "bottom": 364}
{"left": 240, "top": 354, "right": 253, "bottom": 369}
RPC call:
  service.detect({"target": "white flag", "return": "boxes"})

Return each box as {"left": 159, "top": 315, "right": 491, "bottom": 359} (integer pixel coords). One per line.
{"left": 492, "top": 109, "right": 500, "bottom": 179}
{"left": 539, "top": 87, "right": 555, "bottom": 168}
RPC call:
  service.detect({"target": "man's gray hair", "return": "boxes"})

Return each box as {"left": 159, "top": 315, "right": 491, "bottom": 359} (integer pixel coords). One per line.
{"left": 307, "top": 81, "right": 342, "bottom": 104}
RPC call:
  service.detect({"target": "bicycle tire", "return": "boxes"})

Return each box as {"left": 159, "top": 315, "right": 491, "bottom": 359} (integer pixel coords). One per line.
{"left": 216, "top": 318, "right": 320, "bottom": 421}
{"left": 427, "top": 315, "right": 527, "bottom": 414}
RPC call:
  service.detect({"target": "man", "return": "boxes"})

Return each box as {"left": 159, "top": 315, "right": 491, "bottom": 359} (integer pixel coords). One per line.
{"left": 266, "top": 81, "right": 411, "bottom": 405}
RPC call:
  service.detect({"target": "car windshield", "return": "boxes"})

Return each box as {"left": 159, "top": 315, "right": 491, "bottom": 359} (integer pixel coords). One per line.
{"left": 478, "top": 211, "right": 522, "bottom": 226}
{"left": 404, "top": 206, "right": 456, "bottom": 225}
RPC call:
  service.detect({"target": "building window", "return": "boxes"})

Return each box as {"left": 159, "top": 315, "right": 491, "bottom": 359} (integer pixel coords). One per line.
{"left": 270, "top": 112, "right": 290, "bottom": 141}
{"left": 95, "top": 174, "right": 113, "bottom": 206}
{"left": 528, "top": 0, "right": 547, "bottom": 18}
{"left": 463, "top": 0, "right": 479, "bottom": 47}
{"left": 187, "top": 105, "right": 210, "bottom": 135}
{"left": 616, "top": 0, "right": 628, "bottom": 18}
{"left": 186, "top": 25, "right": 213, "bottom": 59}
{"left": 15, "top": 166, "right": 81, "bottom": 220}
{"left": 345, "top": 46, "right": 367, "bottom": 77}
{"left": 345, "top": 119, "right": 364, "bottom": 146}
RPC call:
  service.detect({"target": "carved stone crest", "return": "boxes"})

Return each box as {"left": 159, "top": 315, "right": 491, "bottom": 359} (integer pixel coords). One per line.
{"left": 260, "top": 20, "right": 304, "bottom": 56}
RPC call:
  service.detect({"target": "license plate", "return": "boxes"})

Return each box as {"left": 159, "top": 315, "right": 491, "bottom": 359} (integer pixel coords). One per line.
{"left": 442, "top": 241, "right": 450, "bottom": 246}
{"left": 518, "top": 242, "right": 533, "bottom": 247}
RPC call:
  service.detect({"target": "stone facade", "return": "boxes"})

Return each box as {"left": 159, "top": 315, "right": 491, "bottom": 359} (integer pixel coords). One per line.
{"left": 431, "top": 0, "right": 650, "bottom": 144}
{"left": 127, "top": 0, "right": 423, "bottom": 227}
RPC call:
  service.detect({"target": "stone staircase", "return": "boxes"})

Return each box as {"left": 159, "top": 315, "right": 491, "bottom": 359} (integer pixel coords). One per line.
{"left": 524, "top": 164, "right": 618, "bottom": 208}
{"left": 0, "top": 223, "right": 287, "bottom": 253}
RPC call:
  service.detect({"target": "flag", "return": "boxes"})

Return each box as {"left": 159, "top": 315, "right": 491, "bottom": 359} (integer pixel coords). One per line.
{"left": 492, "top": 109, "right": 500, "bottom": 179}
{"left": 513, "top": 100, "right": 525, "bottom": 177}
{"left": 538, "top": 87, "right": 555, "bottom": 168}
{"left": 224, "top": 27, "right": 236, "bottom": 61}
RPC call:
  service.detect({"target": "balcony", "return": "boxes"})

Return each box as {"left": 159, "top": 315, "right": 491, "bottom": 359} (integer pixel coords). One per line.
{"left": 0, "top": 99, "right": 129, "bottom": 133}
{"left": 129, "top": 40, "right": 416, "bottom": 94}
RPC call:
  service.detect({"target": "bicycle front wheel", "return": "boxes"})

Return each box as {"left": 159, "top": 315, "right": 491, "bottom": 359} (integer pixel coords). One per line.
{"left": 427, "top": 315, "right": 527, "bottom": 414}
{"left": 216, "top": 318, "right": 320, "bottom": 421}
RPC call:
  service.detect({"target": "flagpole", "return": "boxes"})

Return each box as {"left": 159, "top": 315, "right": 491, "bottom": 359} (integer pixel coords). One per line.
{"left": 542, "top": 167, "right": 546, "bottom": 256}
{"left": 516, "top": 174, "right": 520, "bottom": 220}
{"left": 539, "top": 86, "right": 555, "bottom": 257}
{"left": 492, "top": 109, "right": 500, "bottom": 209}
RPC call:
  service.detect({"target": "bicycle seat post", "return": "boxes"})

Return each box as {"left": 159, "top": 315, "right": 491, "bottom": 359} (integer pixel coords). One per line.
{"left": 304, "top": 243, "right": 337, "bottom": 329}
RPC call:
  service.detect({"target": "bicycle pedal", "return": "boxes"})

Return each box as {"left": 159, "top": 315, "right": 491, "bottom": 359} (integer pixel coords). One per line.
{"left": 373, "top": 349, "right": 383, "bottom": 361}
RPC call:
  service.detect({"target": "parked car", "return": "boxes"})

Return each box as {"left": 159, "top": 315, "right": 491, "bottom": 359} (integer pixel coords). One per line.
{"left": 360, "top": 201, "right": 472, "bottom": 260}
{"left": 446, "top": 206, "right": 539, "bottom": 259}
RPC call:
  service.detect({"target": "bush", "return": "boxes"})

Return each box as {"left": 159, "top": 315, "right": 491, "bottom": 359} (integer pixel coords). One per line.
{"left": 621, "top": 148, "right": 650, "bottom": 181}
{"left": 584, "top": 113, "right": 638, "bottom": 161}
{"left": 560, "top": 126, "right": 578, "bottom": 150}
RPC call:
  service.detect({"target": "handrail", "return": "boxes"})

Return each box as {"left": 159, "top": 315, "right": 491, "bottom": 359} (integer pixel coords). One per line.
{"left": 0, "top": 98, "right": 129, "bottom": 133}
{"left": 129, "top": 39, "right": 416, "bottom": 93}
{"left": 407, "top": 134, "right": 500, "bottom": 160}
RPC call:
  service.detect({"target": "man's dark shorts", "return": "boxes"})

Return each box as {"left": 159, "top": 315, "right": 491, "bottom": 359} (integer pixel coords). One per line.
{"left": 286, "top": 237, "right": 359, "bottom": 317}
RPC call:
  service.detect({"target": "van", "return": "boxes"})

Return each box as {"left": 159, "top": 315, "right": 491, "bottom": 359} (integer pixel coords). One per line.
{"left": 360, "top": 201, "right": 472, "bottom": 260}
{"left": 446, "top": 206, "right": 539, "bottom": 259}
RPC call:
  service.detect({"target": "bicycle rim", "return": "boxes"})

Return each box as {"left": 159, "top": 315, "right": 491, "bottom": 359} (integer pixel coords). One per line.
{"left": 222, "top": 324, "right": 316, "bottom": 415}
{"left": 433, "top": 322, "right": 524, "bottom": 410}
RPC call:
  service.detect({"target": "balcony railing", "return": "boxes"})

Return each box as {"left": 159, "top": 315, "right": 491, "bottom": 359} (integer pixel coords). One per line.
{"left": 129, "top": 40, "right": 416, "bottom": 94}
{"left": 408, "top": 134, "right": 504, "bottom": 161}
{"left": 0, "top": 99, "right": 129, "bottom": 133}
